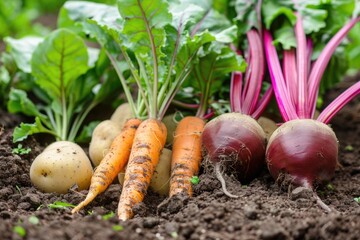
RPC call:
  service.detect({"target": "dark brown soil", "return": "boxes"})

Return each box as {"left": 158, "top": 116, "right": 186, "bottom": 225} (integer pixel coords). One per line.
{"left": 0, "top": 77, "right": 359, "bottom": 240}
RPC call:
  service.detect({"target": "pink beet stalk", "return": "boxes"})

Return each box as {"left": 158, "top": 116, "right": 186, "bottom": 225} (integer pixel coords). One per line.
{"left": 264, "top": 13, "right": 360, "bottom": 212}
{"left": 308, "top": 17, "right": 360, "bottom": 117}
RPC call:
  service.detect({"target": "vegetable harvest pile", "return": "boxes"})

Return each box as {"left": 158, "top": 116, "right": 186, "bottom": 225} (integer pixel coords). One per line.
{"left": 1, "top": 0, "right": 359, "bottom": 222}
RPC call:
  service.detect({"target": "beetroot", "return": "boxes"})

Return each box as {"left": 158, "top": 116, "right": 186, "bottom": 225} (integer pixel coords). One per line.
{"left": 266, "top": 119, "right": 338, "bottom": 187}
{"left": 201, "top": 28, "right": 272, "bottom": 197}
{"left": 202, "top": 113, "right": 266, "bottom": 183}
{"left": 264, "top": 13, "right": 360, "bottom": 211}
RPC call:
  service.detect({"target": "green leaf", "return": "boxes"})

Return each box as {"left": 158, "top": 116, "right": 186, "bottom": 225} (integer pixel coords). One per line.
{"left": 102, "top": 211, "right": 115, "bottom": 220}
{"left": 47, "top": 201, "right": 76, "bottom": 209}
{"left": 28, "top": 216, "right": 40, "bottom": 225}
{"left": 13, "top": 225, "right": 26, "bottom": 237}
{"left": 12, "top": 144, "right": 31, "bottom": 155}
{"left": 272, "top": 21, "right": 296, "bottom": 49}
{"left": 4, "top": 36, "right": 43, "bottom": 73}
{"left": 190, "top": 176, "right": 200, "bottom": 185}
{"left": 299, "top": 5, "right": 328, "bottom": 34}
{"left": 31, "top": 28, "right": 89, "bottom": 100}
{"left": 190, "top": 9, "right": 238, "bottom": 43}
{"left": 117, "top": 0, "right": 172, "bottom": 58}
{"left": 232, "top": 0, "right": 260, "bottom": 35}
{"left": 12, "top": 117, "right": 54, "bottom": 143}
{"left": 59, "top": 1, "right": 122, "bottom": 32}
{"left": 262, "top": 0, "right": 296, "bottom": 29}
{"left": 169, "top": 0, "right": 207, "bottom": 33}
{"left": 7, "top": 88, "right": 45, "bottom": 118}
{"left": 112, "top": 225, "right": 124, "bottom": 231}
{"left": 75, "top": 121, "right": 100, "bottom": 143}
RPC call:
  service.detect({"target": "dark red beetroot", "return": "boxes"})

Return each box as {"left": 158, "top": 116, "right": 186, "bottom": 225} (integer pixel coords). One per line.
{"left": 201, "top": 27, "right": 272, "bottom": 198}
{"left": 202, "top": 113, "right": 267, "bottom": 198}
{"left": 203, "top": 113, "right": 266, "bottom": 182}
{"left": 264, "top": 13, "right": 360, "bottom": 211}
{"left": 266, "top": 119, "right": 338, "bottom": 188}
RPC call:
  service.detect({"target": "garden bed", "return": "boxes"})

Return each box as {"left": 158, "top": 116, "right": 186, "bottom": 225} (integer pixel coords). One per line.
{"left": 0, "top": 76, "right": 359, "bottom": 240}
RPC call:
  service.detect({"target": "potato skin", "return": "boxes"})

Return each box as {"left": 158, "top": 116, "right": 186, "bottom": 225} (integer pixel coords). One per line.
{"left": 162, "top": 114, "right": 178, "bottom": 145}
{"left": 257, "top": 116, "right": 278, "bottom": 142}
{"left": 110, "top": 102, "right": 134, "bottom": 126}
{"left": 30, "top": 141, "right": 93, "bottom": 194}
{"left": 89, "top": 120, "right": 122, "bottom": 166}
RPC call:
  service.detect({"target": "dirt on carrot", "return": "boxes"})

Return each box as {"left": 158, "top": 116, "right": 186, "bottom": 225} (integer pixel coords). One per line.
{"left": 117, "top": 119, "right": 167, "bottom": 221}
{"left": 169, "top": 116, "right": 205, "bottom": 197}
{"left": 72, "top": 118, "right": 142, "bottom": 214}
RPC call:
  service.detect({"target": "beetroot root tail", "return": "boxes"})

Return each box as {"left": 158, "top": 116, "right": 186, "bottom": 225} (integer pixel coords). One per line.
{"left": 215, "top": 162, "right": 239, "bottom": 198}
{"left": 311, "top": 190, "right": 334, "bottom": 213}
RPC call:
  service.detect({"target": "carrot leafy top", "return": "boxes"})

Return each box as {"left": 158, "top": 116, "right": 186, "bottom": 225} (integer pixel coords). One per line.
{"left": 60, "top": 0, "right": 246, "bottom": 120}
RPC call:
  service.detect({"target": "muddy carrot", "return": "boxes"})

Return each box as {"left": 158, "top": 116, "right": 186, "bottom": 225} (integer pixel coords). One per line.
{"left": 72, "top": 118, "right": 141, "bottom": 214}
{"left": 169, "top": 116, "right": 205, "bottom": 197}
{"left": 117, "top": 118, "right": 167, "bottom": 221}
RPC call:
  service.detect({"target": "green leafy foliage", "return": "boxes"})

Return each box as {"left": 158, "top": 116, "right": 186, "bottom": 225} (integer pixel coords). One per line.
{"left": 59, "top": 0, "right": 244, "bottom": 121}
{"left": 7, "top": 28, "right": 121, "bottom": 143}
{"left": 12, "top": 144, "right": 31, "bottom": 155}
{"left": 31, "top": 29, "right": 89, "bottom": 100}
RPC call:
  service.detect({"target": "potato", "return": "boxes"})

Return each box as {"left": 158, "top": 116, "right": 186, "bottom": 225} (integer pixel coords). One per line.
{"left": 110, "top": 102, "right": 134, "bottom": 126}
{"left": 162, "top": 114, "right": 178, "bottom": 145}
{"left": 118, "top": 148, "right": 172, "bottom": 196}
{"left": 257, "top": 116, "right": 278, "bottom": 141}
{"left": 89, "top": 120, "right": 122, "bottom": 166}
{"left": 30, "top": 141, "right": 93, "bottom": 194}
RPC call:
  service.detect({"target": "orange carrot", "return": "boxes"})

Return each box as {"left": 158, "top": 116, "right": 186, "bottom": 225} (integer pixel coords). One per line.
{"left": 72, "top": 118, "right": 141, "bottom": 214}
{"left": 117, "top": 118, "right": 167, "bottom": 220}
{"left": 169, "top": 116, "right": 205, "bottom": 197}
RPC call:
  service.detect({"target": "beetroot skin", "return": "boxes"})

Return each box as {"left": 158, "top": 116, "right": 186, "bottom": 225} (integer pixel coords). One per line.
{"left": 202, "top": 113, "right": 266, "bottom": 182}
{"left": 266, "top": 119, "right": 339, "bottom": 187}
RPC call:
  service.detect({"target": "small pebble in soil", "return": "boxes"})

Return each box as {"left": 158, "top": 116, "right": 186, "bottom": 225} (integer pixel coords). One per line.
{"left": 143, "top": 217, "right": 159, "bottom": 228}
{"left": 164, "top": 221, "right": 179, "bottom": 234}
{"left": 290, "top": 187, "right": 313, "bottom": 200}
{"left": 17, "top": 202, "right": 31, "bottom": 210}
{"left": 244, "top": 205, "right": 258, "bottom": 220}
{"left": 0, "top": 211, "right": 11, "bottom": 219}
{"left": 24, "top": 193, "right": 41, "bottom": 207}
{"left": 258, "top": 222, "right": 288, "bottom": 240}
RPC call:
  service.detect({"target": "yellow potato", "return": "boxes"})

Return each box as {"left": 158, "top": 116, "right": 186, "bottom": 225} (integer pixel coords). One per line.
{"left": 118, "top": 148, "right": 172, "bottom": 196}
{"left": 30, "top": 141, "right": 93, "bottom": 194}
{"left": 257, "top": 116, "right": 278, "bottom": 141}
{"left": 110, "top": 102, "right": 134, "bottom": 126}
{"left": 162, "top": 114, "right": 178, "bottom": 145}
{"left": 89, "top": 120, "right": 122, "bottom": 166}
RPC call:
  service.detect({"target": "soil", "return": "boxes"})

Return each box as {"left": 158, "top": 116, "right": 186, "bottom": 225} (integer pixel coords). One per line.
{"left": 0, "top": 76, "right": 359, "bottom": 240}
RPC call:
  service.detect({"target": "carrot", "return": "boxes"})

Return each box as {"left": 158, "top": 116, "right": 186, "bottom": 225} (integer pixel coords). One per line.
{"left": 117, "top": 118, "right": 167, "bottom": 220}
{"left": 72, "top": 118, "right": 141, "bottom": 214}
{"left": 169, "top": 116, "right": 205, "bottom": 197}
